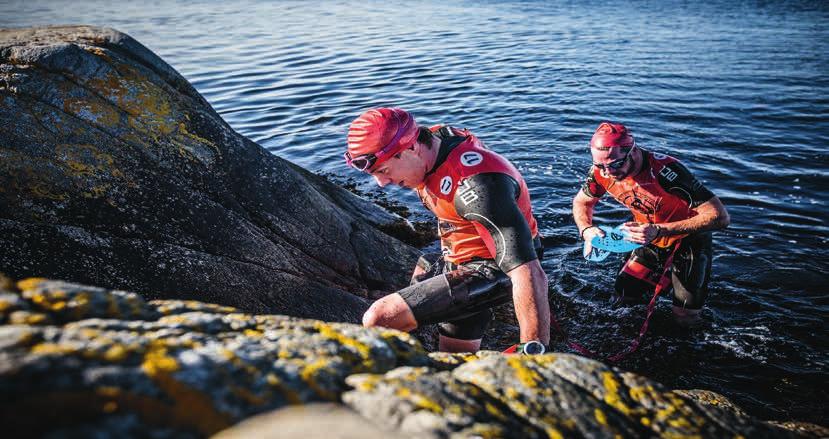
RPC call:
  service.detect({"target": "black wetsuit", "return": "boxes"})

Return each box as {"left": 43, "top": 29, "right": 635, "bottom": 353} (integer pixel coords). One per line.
{"left": 582, "top": 151, "right": 716, "bottom": 310}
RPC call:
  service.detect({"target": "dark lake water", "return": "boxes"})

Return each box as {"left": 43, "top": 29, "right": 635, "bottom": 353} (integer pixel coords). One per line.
{"left": 3, "top": 0, "right": 827, "bottom": 425}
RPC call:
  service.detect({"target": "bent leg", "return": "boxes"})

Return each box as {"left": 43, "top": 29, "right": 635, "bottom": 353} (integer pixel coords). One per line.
{"left": 439, "top": 336, "right": 482, "bottom": 353}
{"left": 671, "top": 232, "right": 713, "bottom": 326}
{"left": 362, "top": 293, "right": 418, "bottom": 332}
{"left": 437, "top": 309, "right": 493, "bottom": 353}
{"left": 614, "top": 246, "right": 660, "bottom": 306}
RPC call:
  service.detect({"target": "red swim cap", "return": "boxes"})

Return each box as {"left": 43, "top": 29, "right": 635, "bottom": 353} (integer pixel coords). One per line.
{"left": 590, "top": 122, "right": 635, "bottom": 149}
{"left": 345, "top": 108, "right": 418, "bottom": 171}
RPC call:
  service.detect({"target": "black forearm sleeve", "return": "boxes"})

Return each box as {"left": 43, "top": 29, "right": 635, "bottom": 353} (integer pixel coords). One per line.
{"left": 454, "top": 173, "right": 537, "bottom": 273}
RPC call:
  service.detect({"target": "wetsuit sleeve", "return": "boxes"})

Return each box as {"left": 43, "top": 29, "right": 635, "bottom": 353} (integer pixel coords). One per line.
{"left": 657, "top": 160, "right": 715, "bottom": 207}
{"left": 453, "top": 173, "right": 537, "bottom": 273}
{"left": 581, "top": 167, "right": 606, "bottom": 198}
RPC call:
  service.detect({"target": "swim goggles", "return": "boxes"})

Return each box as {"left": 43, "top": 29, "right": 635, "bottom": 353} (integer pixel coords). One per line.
{"left": 592, "top": 147, "right": 633, "bottom": 171}
{"left": 344, "top": 119, "right": 417, "bottom": 172}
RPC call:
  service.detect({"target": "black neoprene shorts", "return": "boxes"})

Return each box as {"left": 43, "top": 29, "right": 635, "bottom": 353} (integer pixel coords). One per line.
{"left": 399, "top": 237, "right": 543, "bottom": 340}
{"left": 399, "top": 252, "right": 510, "bottom": 340}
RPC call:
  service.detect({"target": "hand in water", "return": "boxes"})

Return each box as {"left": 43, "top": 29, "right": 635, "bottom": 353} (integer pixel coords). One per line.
{"left": 581, "top": 225, "right": 606, "bottom": 258}
{"left": 620, "top": 222, "right": 660, "bottom": 244}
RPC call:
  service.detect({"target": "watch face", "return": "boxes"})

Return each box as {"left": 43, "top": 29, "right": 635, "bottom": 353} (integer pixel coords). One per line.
{"left": 522, "top": 341, "right": 545, "bottom": 355}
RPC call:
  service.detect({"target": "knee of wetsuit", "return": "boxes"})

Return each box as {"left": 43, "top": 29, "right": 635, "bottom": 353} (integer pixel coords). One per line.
{"left": 613, "top": 272, "right": 652, "bottom": 306}
{"left": 438, "top": 309, "right": 493, "bottom": 340}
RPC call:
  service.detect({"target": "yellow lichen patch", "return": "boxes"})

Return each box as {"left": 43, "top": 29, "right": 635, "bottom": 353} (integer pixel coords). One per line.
{"left": 70, "top": 292, "right": 92, "bottom": 320}
{"left": 505, "top": 398, "right": 529, "bottom": 416}
{"left": 177, "top": 122, "right": 214, "bottom": 146}
{"left": 602, "top": 372, "right": 632, "bottom": 416}
{"left": 0, "top": 149, "right": 66, "bottom": 201}
{"left": 483, "top": 401, "right": 508, "bottom": 421}
{"left": 62, "top": 97, "right": 121, "bottom": 128}
{"left": 544, "top": 427, "right": 564, "bottom": 439}
{"left": 17, "top": 278, "right": 46, "bottom": 291}
{"left": 11, "top": 311, "right": 50, "bottom": 325}
{"left": 53, "top": 143, "right": 127, "bottom": 200}
{"left": 32, "top": 342, "right": 77, "bottom": 356}
{"left": 395, "top": 387, "right": 443, "bottom": 414}
{"left": 314, "top": 322, "right": 374, "bottom": 371}
{"left": 243, "top": 329, "right": 262, "bottom": 337}
{"left": 668, "top": 417, "right": 692, "bottom": 429}
{"left": 640, "top": 417, "right": 651, "bottom": 427}
{"left": 595, "top": 408, "right": 609, "bottom": 426}
{"left": 140, "top": 341, "right": 231, "bottom": 434}
{"left": 141, "top": 344, "right": 180, "bottom": 376}
{"left": 84, "top": 46, "right": 112, "bottom": 62}
{"left": 299, "top": 358, "right": 337, "bottom": 401}
{"left": 348, "top": 374, "right": 381, "bottom": 393}
{"left": 79, "top": 328, "right": 100, "bottom": 339}
{"left": 506, "top": 356, "right": 541, "bottom": 388}
{"left": 173, "top": 122, "right": 219, "bottom": 165}
{"left": 30, "top": 181, "right": 67, "bottom": 200}
{"left": 97, "top": 386, "right": 121, "bottom": 398}
{"left": 220, "top": 349, "right": 236, "bottom": 361}
{"left": 103, "top": 344, "right": 129, "bottom": 362}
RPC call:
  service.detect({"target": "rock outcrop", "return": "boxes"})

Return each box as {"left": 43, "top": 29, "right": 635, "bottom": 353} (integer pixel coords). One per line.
{"left": 1, "top": 276, "right": 820, "bottom": 438}
{"left": 0, "top": 26, "right": 420, "bottom": 322}
{"left": 1, "top": 26, "right": 826, "bottom": 439}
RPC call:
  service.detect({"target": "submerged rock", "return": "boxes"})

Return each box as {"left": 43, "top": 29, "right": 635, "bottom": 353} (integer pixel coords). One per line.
{"left": 0, "top": 26, "right": 420, "bottom": 321}
{"left": 0, "top": 276, "right": 814, "bottom": 438}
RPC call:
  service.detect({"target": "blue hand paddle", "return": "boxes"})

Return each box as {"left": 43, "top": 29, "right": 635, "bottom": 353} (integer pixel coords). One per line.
{"left": 591, "top": 225, "right": 642, "bottom": 253}
{"left": 585, "top": 246, "right": 610, "bottom": 262}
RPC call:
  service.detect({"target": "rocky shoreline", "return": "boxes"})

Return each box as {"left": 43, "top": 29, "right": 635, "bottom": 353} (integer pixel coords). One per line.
{"left": 2, "top": 276, "right": 826, "bottom": 438}
{"left": 0, "top": 26, "right": 825, "bottom": 437}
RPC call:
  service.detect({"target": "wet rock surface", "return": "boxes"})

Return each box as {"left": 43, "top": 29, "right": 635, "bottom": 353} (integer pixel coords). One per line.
{"left": 0, "top": 26, "right": 420, "bottom": 321}
{"left": 0, "top": 276, "right": 817, "bottom": 438}
{"left": 0, "top": 26, "right": 823, "bottom": 439}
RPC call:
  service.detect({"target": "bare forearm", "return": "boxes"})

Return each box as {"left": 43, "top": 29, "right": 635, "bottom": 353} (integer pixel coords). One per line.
{"left": 660, "top": 197, "right": 730, "bottom": 236}
{"left": 573, "top": 192, "right": 599, "bottom": 238}
{"left": 508, "top": 260, "right": 550, "bottom": 345}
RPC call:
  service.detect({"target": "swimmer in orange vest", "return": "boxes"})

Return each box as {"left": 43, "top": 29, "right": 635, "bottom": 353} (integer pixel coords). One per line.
{"left": 573, "top": 122, "right": 730, "bottom": 326}
{"left": 345, "top": 107, "right": 549, "bottom": 353}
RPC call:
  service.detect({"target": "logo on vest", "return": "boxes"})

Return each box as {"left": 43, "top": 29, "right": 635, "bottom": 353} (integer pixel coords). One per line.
{"left": 439, "top": 176, "right": 453, "bottom": 195}
{"left": 652, "top": 152, "right": 668, "bottom": 160}
{"left": 460, "top": 152, "right": 483, "bottom": 167}
{"left": 621, "top": 190, "right": 659, "bottom": 217}
{"left": 659, "top": 165, "right": 678, "bottom": 182}
{"left": 456, "top": 179, "right": 479, "bottom": 206}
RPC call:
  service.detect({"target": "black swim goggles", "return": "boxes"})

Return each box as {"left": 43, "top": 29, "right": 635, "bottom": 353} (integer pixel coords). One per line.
{"left": 593, "top": 147, "right": 633, "bottom": 171}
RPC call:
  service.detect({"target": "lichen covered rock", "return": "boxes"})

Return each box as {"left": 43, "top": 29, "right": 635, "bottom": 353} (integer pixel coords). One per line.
{"left": 0, "top": 25, "right": 420, "bottom": 322}
{"left": 0, "top": 276, "right": 817, "bottom": 438}
{"left": 0, "top": 277, "right": 429, "bottom": 436}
